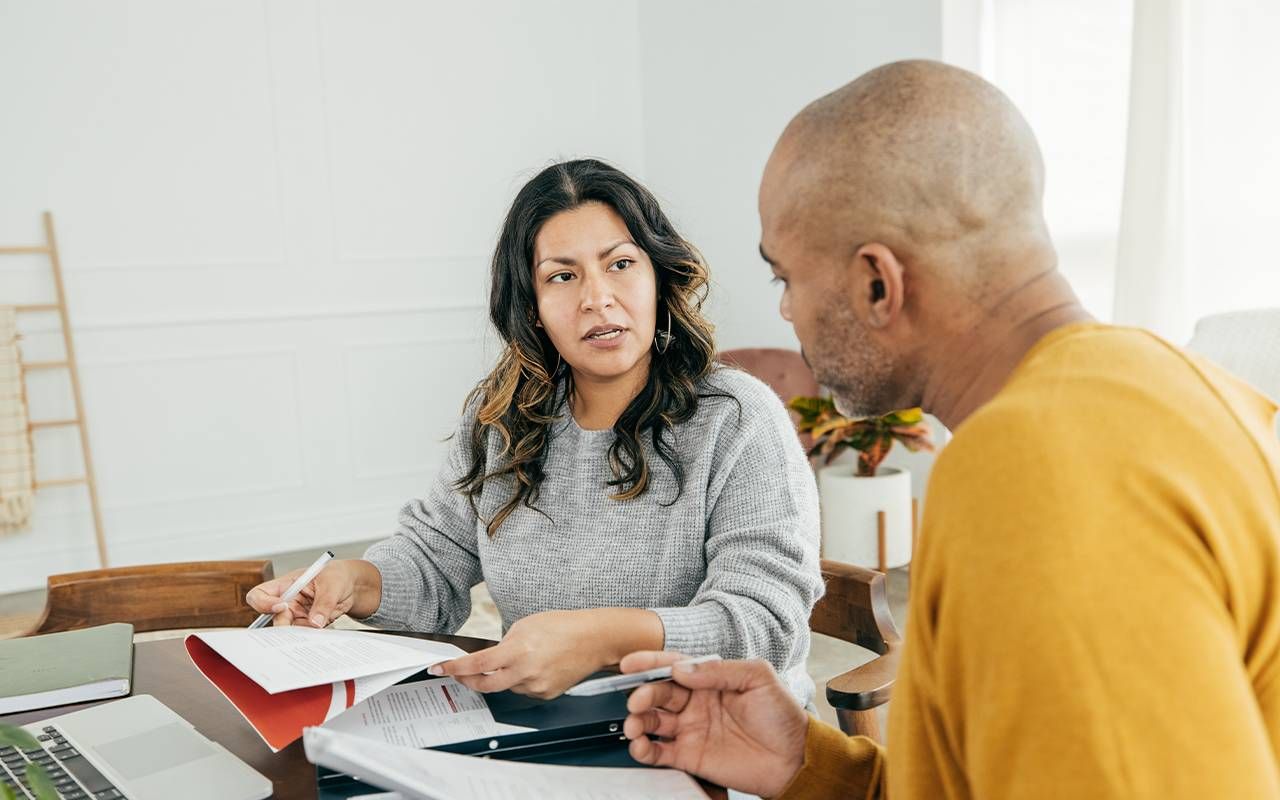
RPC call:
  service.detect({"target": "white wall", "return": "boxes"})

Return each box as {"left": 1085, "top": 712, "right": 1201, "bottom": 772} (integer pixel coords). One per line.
{"left": 638, "top": 0, "right": 943, "bottom": 351}
{"left": 0, "top": 0, "right": 645, "bottom": 591}
{"left": 638, "top": 0, "right": 947, "bottom": 510}
{"left": 0, "top": 0, "right": 944, "bottom": 592}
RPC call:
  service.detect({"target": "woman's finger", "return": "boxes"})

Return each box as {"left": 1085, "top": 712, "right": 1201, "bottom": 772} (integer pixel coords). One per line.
{"left": 430, "top": 644, "right": 507, "bottom": 678}
{"left": 454, "top": 669, "right": 520, "bottom": 694}
{"left": 620, "top": 650, "right": 690, "bottom": 674}
{"left": 245, "top": 568, "right": 313, "bottom": 613}
{"left": 271, "top": 604, "right": 294, "bottom": 627}
{"left": 245, "top": 580, "right": 293, "bottom": 612}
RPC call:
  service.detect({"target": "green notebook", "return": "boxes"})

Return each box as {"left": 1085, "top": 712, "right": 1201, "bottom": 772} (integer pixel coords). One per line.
{"left": 0, "top": 623, "right": 133, "bottom": 714}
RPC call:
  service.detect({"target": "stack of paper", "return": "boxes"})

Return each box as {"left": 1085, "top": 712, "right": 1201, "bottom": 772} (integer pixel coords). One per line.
{"left": 322, "top": 676, "right": 530, "bottom": 747}
{"left": 303, "top": 725, "right": 709, "bottom": 800}
{"left": 185, "top": 628, "right": 466, "bottom": 751}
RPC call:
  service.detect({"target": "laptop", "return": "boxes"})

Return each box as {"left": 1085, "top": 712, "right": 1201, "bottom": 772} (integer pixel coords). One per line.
{"left": 1, "top": 694, "right": 270, "bottom": 800}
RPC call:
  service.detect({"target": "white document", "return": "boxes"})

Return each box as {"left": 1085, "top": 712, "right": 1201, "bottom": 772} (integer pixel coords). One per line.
{"left": 324, "top": 678, "right": 509, "bottom": 748}
{"left": 190, "top": 627, "right": 465, "bottom": 694}
{"left": 303, "top": 726, "right": 708, "bottom": 800}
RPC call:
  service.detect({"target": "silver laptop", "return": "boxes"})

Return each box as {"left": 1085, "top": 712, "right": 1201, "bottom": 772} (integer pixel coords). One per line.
{"left": 2, "top": 694, "right": 270, "bottom": 800}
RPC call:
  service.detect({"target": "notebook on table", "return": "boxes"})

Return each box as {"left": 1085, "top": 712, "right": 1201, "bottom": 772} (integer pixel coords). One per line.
{"left": 0, "top": 623, "right": 133, "bottom": 715}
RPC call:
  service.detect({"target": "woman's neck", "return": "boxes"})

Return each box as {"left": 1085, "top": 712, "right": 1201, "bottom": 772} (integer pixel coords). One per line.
{"left": 570, "top": 356, "right": 652, "bottom": 431}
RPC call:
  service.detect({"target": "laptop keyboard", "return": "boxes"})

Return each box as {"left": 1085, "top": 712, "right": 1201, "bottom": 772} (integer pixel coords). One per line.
{"left": 0, "top": 725, "right": 123, "bottom": 800}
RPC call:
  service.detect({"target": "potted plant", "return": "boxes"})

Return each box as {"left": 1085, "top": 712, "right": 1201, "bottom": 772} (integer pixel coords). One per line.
{"left": 789, "top": 397, "right": 935, "bottom": 570}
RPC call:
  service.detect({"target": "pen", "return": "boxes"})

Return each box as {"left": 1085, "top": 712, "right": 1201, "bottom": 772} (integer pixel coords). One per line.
{"left": 564, "top": 655, "right": 722, "bottom": 696}
{"left": 248, "top": 550, "right": 335, "bottom": 629}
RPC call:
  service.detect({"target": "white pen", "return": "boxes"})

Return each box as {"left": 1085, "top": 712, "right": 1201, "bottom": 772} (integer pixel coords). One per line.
{"left": 248, "top": 550, "right": 335, "bottom": 630}
{"left": 564, "top": 655, "right": 722, "bottom": 697}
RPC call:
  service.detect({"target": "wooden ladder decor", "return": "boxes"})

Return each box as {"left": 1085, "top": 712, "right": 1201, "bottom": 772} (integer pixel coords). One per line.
{"left": 1, "top": 211, "right": 108, "bottom": 567}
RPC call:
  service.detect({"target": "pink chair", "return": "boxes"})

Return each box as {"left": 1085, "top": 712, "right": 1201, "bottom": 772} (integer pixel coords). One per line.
{"left": 718, "top": 347, "right": 819, "bottom": 404}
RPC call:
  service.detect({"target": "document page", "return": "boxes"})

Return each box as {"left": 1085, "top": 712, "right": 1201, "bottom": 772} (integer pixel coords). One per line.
{"left": 190, "top": 628, "right": 464, "bottom": 694}
{"left": 185, "top": 630, "right": 469, "bottom": 752}
{"left": 324, "top": 677, "right": 507, "bottom": 748}
{"left": 304, "top": 726, "right": 708, "bottom": 800}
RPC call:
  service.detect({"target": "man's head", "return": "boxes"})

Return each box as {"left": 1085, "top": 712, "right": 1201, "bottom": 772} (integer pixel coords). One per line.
{"left": 759, "top": 60, "right": 1056, "bottom": 417}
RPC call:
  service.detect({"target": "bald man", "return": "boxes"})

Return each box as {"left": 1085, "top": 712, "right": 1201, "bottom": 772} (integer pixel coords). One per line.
{"left": 619, "top": 61, "right": 1280, "bottom": 798}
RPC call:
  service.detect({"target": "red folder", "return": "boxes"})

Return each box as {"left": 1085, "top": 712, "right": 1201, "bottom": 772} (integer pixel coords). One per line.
{"left": 186, "top": 635, "right": 357, "bottom": 752}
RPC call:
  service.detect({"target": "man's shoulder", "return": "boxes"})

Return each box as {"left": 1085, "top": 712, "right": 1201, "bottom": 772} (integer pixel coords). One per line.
{"left": 922, "top": 328, "right": 1154, "bottom": 532}
{"left": 924, "top": 321, "right": 1277, "bottom": 553}
{"left": 938, "top": 323, "right": 1207, "bottom": 469}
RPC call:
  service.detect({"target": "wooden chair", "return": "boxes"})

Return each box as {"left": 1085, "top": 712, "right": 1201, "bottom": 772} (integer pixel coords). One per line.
{"left": 23, "top": 560, "right": 274, "bottom": 636}
{"left": 719, "top": 349, "right": 902, "bottom": 740}
{"left": 811, "top": 558, "right": 902, "bottom": 742}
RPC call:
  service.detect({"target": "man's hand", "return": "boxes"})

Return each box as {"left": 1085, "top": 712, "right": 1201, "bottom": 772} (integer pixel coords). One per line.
{"left": 430, "top": 608, "right": 662, "bottom": 700}
{"left": 621, "top": 651, "right": 809, "bottom": 798}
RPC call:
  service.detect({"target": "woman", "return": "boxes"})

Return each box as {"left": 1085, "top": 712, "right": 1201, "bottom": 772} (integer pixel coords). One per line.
{"left": 247, "top": 159, "right": 822, "bottom": 702}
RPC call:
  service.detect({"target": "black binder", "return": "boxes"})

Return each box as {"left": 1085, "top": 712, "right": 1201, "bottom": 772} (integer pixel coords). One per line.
{"left": 316, "top": 675, "right": 638, "bottom": 799}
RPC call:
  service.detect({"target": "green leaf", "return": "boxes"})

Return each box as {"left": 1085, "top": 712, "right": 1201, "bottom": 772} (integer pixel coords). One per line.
{"left": 25, "top": 763, "right": 58, "bottom": 800}
{"left": 0, "top": 725, "right": 39, "bottom": 751}
{"left": 797, "top": 401, "right": 935, "bottom": 470}
{"left": 846, "top": 427, "right": 877, "bottom": 451}
{"left": 0, "top": 726, "right": 59, "bottom": 800}
{"left": 809, "top": 417, "right": 852, "bottom": 440}
{"left": 788, "top": 395, "right": 837, "bottom": 428}
{"left": 882, "top": 407, "right": 924, "bottom": 426}
{"left": 787, "top": 395, "right": 826, "bottom": 415}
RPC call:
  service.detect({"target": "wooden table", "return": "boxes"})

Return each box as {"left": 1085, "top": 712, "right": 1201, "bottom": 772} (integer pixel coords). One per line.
{"left": 0, "top": 631, "right": 723, "bottom": 799}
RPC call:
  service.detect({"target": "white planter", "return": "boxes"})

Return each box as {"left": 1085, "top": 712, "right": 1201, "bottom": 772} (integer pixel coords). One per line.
{"left": 818, "top": 465, "right": 913, "bottom": 570}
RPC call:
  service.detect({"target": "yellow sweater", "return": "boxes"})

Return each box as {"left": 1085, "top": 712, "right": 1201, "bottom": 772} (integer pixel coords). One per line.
{"left": 780, "top": 323, "right": 1280, "bottom": 799}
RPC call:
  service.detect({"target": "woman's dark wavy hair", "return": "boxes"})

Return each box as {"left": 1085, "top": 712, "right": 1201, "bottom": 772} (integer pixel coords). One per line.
{"left": 456, "top": 158, "right": 721, "bottom": 536}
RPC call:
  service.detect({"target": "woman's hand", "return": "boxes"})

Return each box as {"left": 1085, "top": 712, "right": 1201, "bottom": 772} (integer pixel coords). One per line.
{"left": 244, "top": 558, "right": 382, "bottom": 628}
{"left": 430, "top": 608, "right": 664, "bottom": 700}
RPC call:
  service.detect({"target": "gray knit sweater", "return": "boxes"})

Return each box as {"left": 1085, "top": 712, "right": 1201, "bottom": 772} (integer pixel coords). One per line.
{"left": 360, "top": 366, "right": 823, "bottom": 702}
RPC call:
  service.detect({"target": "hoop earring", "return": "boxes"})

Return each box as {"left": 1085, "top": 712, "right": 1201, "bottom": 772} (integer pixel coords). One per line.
{"left": 654, "top": 310, "right": 673, "bottom": 355}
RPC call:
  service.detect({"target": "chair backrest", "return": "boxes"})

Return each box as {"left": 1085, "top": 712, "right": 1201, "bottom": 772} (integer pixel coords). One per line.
{"left": 723, "top": 347, "right": 902, "bottom": 739}
{"left": 810, "top": 559, "right": 901, "bottom": 655}
{"left": 718, "top": 347, "right": 819, "bottom": 404}
{"left": 25, "top": 560, "right": 274, "bottom": 635}
{"left": 1187, "top": 308, "right": 1280, "bottom": 402}
{"left": 810, "top": 559, "right": 902, "bottom": 726}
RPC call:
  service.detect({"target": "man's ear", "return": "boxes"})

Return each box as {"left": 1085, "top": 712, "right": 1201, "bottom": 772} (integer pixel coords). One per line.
{"left": 853, "top": 242, "right": 905, "bottom": 328}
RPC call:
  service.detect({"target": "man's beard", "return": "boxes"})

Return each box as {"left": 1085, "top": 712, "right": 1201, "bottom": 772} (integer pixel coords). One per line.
{"left": 825, "top": 373, "right": 897, "bottom": 419}
{"left": 803, "top": 304, "right": 899, "bottom": 419}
